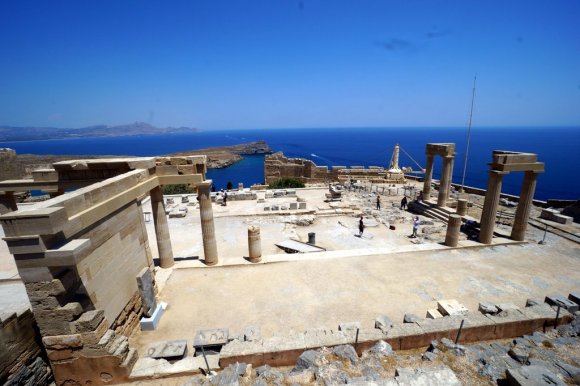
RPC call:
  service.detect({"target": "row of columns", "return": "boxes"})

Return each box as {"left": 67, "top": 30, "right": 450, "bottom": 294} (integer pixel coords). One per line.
{"left": 150, "top": 182, "right": 218, "bottom": 268}
{"left": 479, "top": 170, "right": 540, "bottom": 244}
{"left": 422, "top": 153, "right": 454, "bottom": 207}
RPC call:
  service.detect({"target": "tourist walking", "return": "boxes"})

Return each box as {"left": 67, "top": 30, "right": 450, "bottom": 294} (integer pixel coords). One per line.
{"left": 376, "top": 195, "right": 381, "bottom": 210}
{"left": 223, "top": 191, "right": 228, "bottom": 206}
{"left": 400, "top": 196, "right": 408, "bottom": 210}
{"left": 411, "top": 216, "right": 420, "bottom": 238}
{"left": 417, "top": 191, "right": 423, "bottom": 202}
{"left": 358, "top": 216, "right": 365, "bottom": 237}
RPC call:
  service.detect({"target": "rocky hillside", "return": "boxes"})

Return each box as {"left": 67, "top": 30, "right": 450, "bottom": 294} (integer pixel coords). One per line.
{"left": 0, "top": 141, "right": 272, "bottom": 181}
{"left": 0, "top": 122, "right": 198, "bottom": 142}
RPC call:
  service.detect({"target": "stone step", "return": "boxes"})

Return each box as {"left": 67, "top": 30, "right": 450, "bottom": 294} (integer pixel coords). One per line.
{"left": 107, "top": 335, "right": 128, "bottom": 355}
{"left": 121, "top": 348, "right": 138, "bottom": 369}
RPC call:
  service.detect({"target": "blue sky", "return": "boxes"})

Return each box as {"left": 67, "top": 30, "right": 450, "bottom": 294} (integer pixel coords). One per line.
{"left": 1, "top": 1, "right": 579, "bottom": 129}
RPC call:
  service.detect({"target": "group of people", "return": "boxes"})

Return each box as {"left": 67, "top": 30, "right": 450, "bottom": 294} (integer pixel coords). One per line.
{"left": 357, "top": 193, "right": 419, "bottom": 238}
{"left": 358, "top": 214, "right": 420, "bottom": 238}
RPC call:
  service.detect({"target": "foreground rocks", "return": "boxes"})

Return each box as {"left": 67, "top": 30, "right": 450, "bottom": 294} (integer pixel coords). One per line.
{"left": 182, "top": 316, "right": 580, "bottom": 385}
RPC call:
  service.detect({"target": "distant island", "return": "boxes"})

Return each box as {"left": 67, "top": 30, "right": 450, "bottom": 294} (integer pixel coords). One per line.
{"left": 0, "top": 122, "right": 198, "bottom": 142}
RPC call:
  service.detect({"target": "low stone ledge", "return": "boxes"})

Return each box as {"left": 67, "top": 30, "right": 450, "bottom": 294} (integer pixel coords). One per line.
{"left": 262, "top": 334, "right": 306, "bottom": 367}
{"left": 219, "top": 339, "right": 264, "bottom": 368}
{"left": 219, "top": 310, "right": 570, "bottom": 370}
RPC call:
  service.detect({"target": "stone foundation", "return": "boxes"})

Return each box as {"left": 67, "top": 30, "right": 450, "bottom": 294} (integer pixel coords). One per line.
{"left": 0, "top": 310, "right": 52, "bottom": 385}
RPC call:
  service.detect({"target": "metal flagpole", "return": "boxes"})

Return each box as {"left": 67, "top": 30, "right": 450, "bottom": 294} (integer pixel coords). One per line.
{"left": 460, "top": 75, "right": 477, "bottom": 193}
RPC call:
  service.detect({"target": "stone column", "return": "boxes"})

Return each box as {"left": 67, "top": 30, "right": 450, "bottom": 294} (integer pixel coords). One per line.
{"left": 445, "top": 214, "right": 462, "bottom": 247}
{"left": 150, "top": 186, "right": 175, "bottom": 268}
{"left": 0, "top": 192, "right": 18, "bottom": 214}
{"left": 437, "top": 156, "right": 454, "bottom": 207}
{"left": 511, "top": 171, "right": 540, "bottom": 241}
{"left": 456, "top": 199, "right": 468, "bottom": 216}
{"left": 479, "top": 171, "right": 508, "bottom": 244}
{"left": 422, "top": 154, "right": 434, "bottom": 199}
{"left": 248, "top": 226, "right": 261, "bottom": 263}
{"left": 198, "top": 182, "right": 218, "bottom": 266}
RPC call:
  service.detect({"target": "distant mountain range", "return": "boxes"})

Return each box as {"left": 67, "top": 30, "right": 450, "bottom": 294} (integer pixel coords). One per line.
{"left": 0, "top": 122, "right": 198, "bottom": 142}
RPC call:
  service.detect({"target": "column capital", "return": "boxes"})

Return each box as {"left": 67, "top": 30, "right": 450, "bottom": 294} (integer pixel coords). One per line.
{"left": 488, "top": 170, "right": 509, "bottom": 176}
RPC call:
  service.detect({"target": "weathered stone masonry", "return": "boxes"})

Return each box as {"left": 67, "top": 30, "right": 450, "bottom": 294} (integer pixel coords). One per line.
{"left": 0, "top": 156, "right": 211, "bottom": 385}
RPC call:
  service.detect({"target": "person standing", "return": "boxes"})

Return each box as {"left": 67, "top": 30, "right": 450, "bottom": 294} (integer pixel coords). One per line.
{"left": 401, "top": 196, "right": 408, "bottom": 210}
{"left": 223, "top": 191, "right": 228, "bottom": 206}
{"left": 358, "top": 216, "right": 365, "bottom": 237}
{"left": 411, "top": 216, "right": 420, "bottom": 238}
{"left": 376, "top": 195, "right": 381, "bottom": 210}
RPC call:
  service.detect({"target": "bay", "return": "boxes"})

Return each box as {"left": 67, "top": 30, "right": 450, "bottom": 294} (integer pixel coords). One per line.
{"left": 2, "top": 127, "right": 578, "bottom": 200}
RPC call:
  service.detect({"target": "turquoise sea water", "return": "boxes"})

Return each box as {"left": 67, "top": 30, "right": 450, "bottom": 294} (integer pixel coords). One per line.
{"left": 2, "top": 127, "right": 578, "bottom": 200}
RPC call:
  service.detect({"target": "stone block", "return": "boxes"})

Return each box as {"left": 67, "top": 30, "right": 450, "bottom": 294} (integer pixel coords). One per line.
{"left": 338, "top": 321, "right": 360, "bottom": 331}
{"left": 289, "top": 202, "right": 298, "bottom": 210}
{"left": 219, "top": 339, "right": 264, "bottom": 368}
{"left": 545, "top": 294, "right": 579, "bottom": 313}
{"left": 79, "top": 317, "right": 109, "bottom": 346}
{"left": 70, "top": 310, "right": 105, "bottom": 333}
{"left": 42, "top": 334, "right": 83, "bottom": 350}
{"left": 168, "top": 210, "right": 186, "bottom": 218}
{"left": 478, "top": 302, "right": 499, "bottom": 314}
{"left": 298, "top": 202, "right": 306, "bottom": 209}
{"left": 263, "top": 206, "right": 270, "bottom": 211}
{"left": 437, "top": 299, "right": 468, "bottom": 316}
{"left": 303, "top": 328, "right": 350, "bottom": 349}
{"left": 140, "top": 303, "right": 165, "bottom": 331}
{"left": 496, "top": 303, "right": 520, "bottom": 312}
{"left": 136, "top": 268, "right": 157, "bottom": 318}
{"left": 403, "top": 314, "right": 420, "bottom": 323}
{"left": 395, "top": 365, "right": 461, "bottom": 386}
{"left": 505, "top": 365, "right": 565, "bottom": 386}
{"left": 25, "top": 279, "right": 66, "bottom": 296}
{"left": 29, "top": 293, "right": 61, "bottom": 310}
{"left": 35, "top": 302, "right": 83, "bottom": 336}
{"left": 426, "top": 309, "right": 443, "bottom": 319}
{"left": 47, "top": 348, "right": 74, "bottom": 361}
{"left": 194, "top": 328, "right": 229, "bottom": 348}
{"left": 244, "top": 326, "right": 261, "bottom": 342}
{"left": 375, "top": 315, "right": 393, "bottom": 333}
{"left": 0, "top": 206, "right": 68, "bottom": 237}
{"left": 145, "top": 340, "right": 187, "bottom": 360}
{"left": 262, "top": 334, "right": 306, "bottom": 367}
{"left": 569, "top": 292, "right": 580, "bottom": 306}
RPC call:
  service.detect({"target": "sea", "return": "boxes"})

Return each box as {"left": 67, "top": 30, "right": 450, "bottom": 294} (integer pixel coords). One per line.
{"left": 1, "top": 127, "right": 579, "bottom": 201}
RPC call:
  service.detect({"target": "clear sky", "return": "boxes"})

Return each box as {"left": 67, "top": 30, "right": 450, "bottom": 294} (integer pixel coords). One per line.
{"left": 1, "top": 0, "right": 579, "bottom": 130}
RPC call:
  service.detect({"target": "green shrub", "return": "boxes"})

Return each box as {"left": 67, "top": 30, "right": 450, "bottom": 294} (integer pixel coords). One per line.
{"left": 162, "top": 184, "right": 194, "bottom": 195}
{"left": 268, "top": 178, "right": 305, "bottom": 189}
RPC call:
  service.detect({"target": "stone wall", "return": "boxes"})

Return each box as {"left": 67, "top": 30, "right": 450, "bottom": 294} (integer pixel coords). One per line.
{"left": 0, "top": 161, "right": 163, "bottom": 385}
{"left": 0, "top": 310, "right": 52, "bottom": 385}
{"left": 0, "top": 148, "right": 24, "bottom": 182}
{"left": 264, "top": 152, "right": 404, "bottom": 185}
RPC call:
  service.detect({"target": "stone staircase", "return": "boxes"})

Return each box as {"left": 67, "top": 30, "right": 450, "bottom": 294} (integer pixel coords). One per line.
{"left": 408, "top": 200, "right": 457, "bottom": 223}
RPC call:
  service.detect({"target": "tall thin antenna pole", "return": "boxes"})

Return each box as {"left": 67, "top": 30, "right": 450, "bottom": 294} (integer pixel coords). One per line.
{"left": 460, "top": 75, "right": 476, "bottom": 193}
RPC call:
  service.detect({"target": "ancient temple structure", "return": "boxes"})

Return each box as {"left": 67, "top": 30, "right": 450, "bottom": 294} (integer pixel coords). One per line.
{"left": 422, "top": 143, "right": 455, "bottom": 207}
{"left": 479, "top": 151, "right": 544, "bottom": 244}
{"left": 0, "top": 156, "right": 220, "bottom": 384}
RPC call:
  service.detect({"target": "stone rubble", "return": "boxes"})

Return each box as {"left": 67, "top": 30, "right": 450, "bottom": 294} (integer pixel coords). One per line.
{"left": 181, "top": 315, "right": 580, "bottom": 385}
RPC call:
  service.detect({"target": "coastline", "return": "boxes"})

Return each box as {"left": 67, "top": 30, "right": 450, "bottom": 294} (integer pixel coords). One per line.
{"left": 0, "top": 141, "right": 272, "bottom": 181}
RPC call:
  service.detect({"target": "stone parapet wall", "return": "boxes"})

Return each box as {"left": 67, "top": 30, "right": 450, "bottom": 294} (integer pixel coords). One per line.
{"left": 219, "top": 303, "right": 572, "bottom": 368}
{"left": 0, "top": 310, "right": 52, "bottom": 385}
{"left": 265, "top": 152, "right": 404, "bottom": 185}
